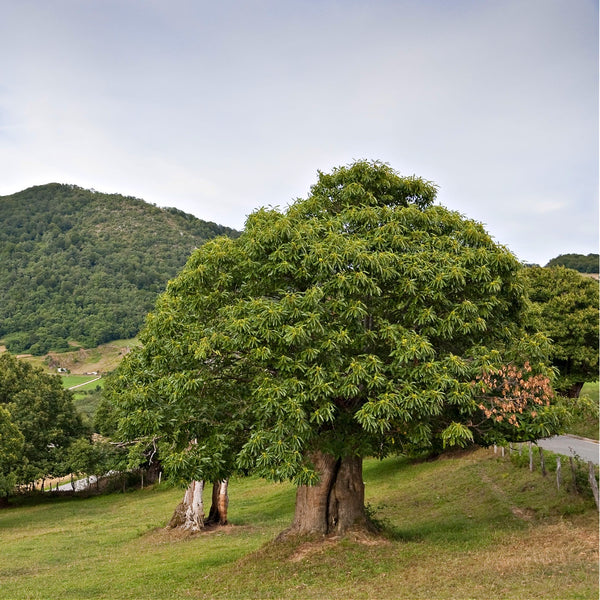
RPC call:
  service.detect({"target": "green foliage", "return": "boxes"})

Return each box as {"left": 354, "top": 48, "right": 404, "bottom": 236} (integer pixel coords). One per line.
{"left": 0, "top": 353, "right": 86, "bottom": 488}
{"left": 524, "top": 266, "right": 599, "bottom": 394}
{"left": 0, "top": 405, "right": 24, "bottom": 496}
{"left": 565, "top": 382, "right": 599, "bottom": 439}
{"left": 67, "top": 437, "right": 126, "bottom": 484}
{"left": 110, "top": 160, "right": 566, "bottom": 489}
{"left": 546, "top": 253, "right": 599, "bottom": 273}
{"left": 0, "top": 183, "right": 239, "bottom": 354}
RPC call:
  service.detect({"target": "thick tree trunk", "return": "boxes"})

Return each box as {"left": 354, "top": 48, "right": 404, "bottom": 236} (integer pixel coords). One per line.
{"left": 206, "top": 480, "right": 229, "bottom": 525}
{"left": 168, "top": 480, "right": 205, "bottom": 531}
{"left": 283, "top": 452, "right": 369, "bottom": 538}
{"left": 565, "top": 382, "right": 584, "bottom": 398}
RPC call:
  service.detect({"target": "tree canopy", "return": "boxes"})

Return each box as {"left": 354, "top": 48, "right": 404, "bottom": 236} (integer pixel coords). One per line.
{"left": 524, "top": 265, "right": 599, "bottom": 396}
{"left": 0, "top": 353, "right": 85, "bottom": 490}
{"left": 108, "top": 161, "right": 566, "bottom": 535}
{"left": 545, "top": 253, "right": 599, "bottom": 273}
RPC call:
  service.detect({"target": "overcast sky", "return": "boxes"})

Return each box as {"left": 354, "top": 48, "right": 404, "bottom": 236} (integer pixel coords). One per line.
{"left": 1, "top": 0, "right": 597, "bottom": 266}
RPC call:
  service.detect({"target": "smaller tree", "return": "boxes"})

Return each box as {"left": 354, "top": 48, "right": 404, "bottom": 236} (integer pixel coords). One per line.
{"left": 103, "top": 340, "right": 245, "bottom": 530}
{"left": 0, "top": 353, "right": 86, "bottom": 489}
{"left": 524, "top": 266, "right": 599, "bottom": 397}
{"left": 0, "top": 406, "right": 24, "bottom": 500}
{"left": 66, "top": 437, "right": 121, "bottom": 491}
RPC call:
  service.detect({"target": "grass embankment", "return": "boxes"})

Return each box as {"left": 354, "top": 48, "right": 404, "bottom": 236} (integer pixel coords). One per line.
{"left": 570, "top": 381, "right": 599, "bottom": 440}
{"left": 1, "top": 448, "right": 597, "bottom": 600}
{"left": 59, "top": 375, "right": 105, "bottom": 422}
{"left": 60, "top": 374, "right": 102, "bottom": 389}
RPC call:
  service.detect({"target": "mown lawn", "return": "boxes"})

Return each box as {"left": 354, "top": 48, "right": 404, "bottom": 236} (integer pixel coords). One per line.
{"left": 1, "top": 449, "right": 597, "bottom": 599}
{"left": 60, "top": 374, "right": 102, "bottom": 390}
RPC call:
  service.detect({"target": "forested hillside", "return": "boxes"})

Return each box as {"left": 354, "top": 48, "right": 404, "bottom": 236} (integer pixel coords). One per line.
{"left": 0, "top": 184, "right": 239, "bottom": 354}
{"left": 546, "top": 253, "right": 599, "bottom": 273}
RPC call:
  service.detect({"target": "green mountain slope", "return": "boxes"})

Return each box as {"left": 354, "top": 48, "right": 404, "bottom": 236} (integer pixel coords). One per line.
{"left": 546, "top": 253, "right": 599, "bottom": 273}
{"left": 0, "top": 183, "right": 239, "bottom": 354}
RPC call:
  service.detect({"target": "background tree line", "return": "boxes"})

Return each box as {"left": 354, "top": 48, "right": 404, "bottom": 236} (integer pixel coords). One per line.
{"left": 0, "top": 184, "right": 239, "bottom": 354}
{"left": 545, "top": 253, "right": 599, "bottom": 273}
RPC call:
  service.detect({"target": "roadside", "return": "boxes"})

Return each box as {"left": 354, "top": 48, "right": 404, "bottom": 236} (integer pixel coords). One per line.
{"left": 538, "top": 434, "right": 599, "bottom": 465}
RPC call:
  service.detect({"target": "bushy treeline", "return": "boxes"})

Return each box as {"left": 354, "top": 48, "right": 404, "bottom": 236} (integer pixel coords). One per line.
{"left": 0, "top": 184, "right": 239, "bottom": 354}
{"left": 524, "top": 266, "right": 599, "bottom": 397}
{"left": 546, "top": 253, "right": 599, "bottom": 273}
{"left": 0, "top": 353, "right": 97, "bottom": 495}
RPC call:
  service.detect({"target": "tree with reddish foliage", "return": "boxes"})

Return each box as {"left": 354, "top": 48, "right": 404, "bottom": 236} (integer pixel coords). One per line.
{"left": 472, "top": 362, "right": 560, "bottom": 444}
{"left": 108, "top": 161, "right": 568, "bottom": 537}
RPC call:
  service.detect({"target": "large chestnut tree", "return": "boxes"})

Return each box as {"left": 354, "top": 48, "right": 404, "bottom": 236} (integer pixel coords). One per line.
{"left": 109, "top": 161, "right": 565, "bottom": 536}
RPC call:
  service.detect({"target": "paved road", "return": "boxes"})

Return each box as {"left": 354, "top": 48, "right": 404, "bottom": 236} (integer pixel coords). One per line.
{"left": 55, "top": 475, "right": 97, "bottom": 492}
{"left": 537, "top": 434, "right": 599, "bottom": 465}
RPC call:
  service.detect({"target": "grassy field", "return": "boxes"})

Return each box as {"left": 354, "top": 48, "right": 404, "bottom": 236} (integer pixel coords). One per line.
{"left": 1, "top": 448, "right": 597, "bottom": 600}
{"left": 568, "top": 381, "right": 599, "bottom": 440}
{"left": 60, "top": 374, "right": 103, "bottom": 389}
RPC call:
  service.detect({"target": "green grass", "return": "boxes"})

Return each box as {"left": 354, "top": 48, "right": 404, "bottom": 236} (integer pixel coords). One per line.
{"left": 567, "top": 381, "right": 599, "bottom": 440}
{"left": 0, "top": 449, "right": 597, "bottom": 599}
{"left": 60, "top": 374, "right": 102, "bottom": 389}
{"left": 72, "top": 390, "right": 103, "bottom": 422}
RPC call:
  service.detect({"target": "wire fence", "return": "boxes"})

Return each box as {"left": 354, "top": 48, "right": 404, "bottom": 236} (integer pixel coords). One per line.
{"left": 491, "top": 442, "right": 599, "bottom": 509}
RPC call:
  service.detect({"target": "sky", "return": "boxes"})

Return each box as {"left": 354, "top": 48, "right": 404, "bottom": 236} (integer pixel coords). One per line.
{"left": 0, "top": 0, "right": 597, "bottom": 266}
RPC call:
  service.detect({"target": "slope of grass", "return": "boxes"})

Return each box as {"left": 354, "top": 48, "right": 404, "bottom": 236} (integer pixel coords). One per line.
{"left": 72, "top": 390, "right": 104, "bottom": 423}
{"left": 60, "top": 374, "right": 102, "bottom": 389}
{"left": 568, "top": 381, "right": 599, "bottom": 440}
{"left": 0, "top": 448, "right": 597, "bottom": 599}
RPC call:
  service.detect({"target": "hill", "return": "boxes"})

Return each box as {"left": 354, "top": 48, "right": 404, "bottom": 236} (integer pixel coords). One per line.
{"left": 0, "top": 184, "right": 239, "bottom": 354}
{"left": 546, "top": 253, "right": 599, "bottom": 273}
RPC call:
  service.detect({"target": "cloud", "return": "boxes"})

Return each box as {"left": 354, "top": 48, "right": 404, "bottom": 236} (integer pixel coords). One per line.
{"left": 0, "top": 0, "right": 597, "bottom": 265}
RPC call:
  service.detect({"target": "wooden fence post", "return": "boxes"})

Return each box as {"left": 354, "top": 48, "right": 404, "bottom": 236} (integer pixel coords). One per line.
{"left": 588, "top": 462, "right": 599, "bottom": 509}
{"left": 570, "top": 457, "right": 579, "bottom": 493}
{"left": 501, "top": 446, "right": 505, "bottom": 458}
{"left": 529, "top": 442, "right": 533, "bottom": 472}
{"left": 556, "top": 456, "right": 561, "bottom": 491}
{"left": 539, "top": 446, "right": 547, "bottom": 477}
